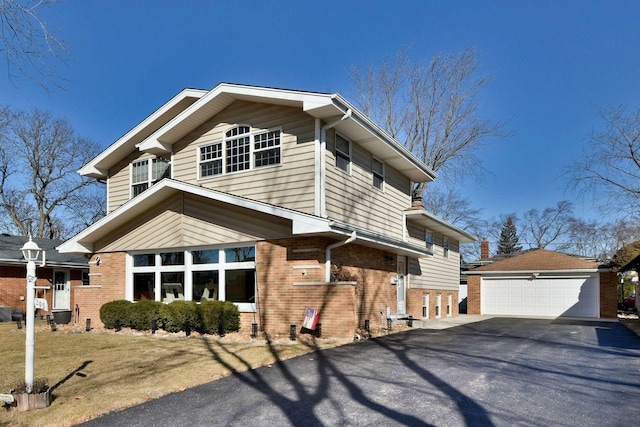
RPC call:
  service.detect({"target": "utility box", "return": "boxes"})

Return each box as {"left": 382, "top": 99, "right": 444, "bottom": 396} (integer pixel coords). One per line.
{"left": 0, "top": 306, "right": 11, "bottom": 322}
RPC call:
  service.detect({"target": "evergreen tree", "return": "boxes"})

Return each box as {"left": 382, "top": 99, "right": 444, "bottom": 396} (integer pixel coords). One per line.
{"left": 497, "top": 216, "right": 522, "bottom": 254}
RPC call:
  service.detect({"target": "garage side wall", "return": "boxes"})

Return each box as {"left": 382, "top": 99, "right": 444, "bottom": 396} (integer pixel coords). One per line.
{"left": 466, "top": 275, "right": 481, "bottom": 315}
{"left": 599, "top": 271, "right": 617, "bottom": 318}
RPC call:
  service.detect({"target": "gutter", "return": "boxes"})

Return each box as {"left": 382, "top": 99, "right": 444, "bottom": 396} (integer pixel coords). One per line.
{"left": 325, "top": 231, "right": 357, "bottom": 281}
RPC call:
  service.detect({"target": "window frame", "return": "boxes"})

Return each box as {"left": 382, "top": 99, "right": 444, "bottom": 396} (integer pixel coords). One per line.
{"left": 334, "top": 133, "right": 352, "bottom": 174}
{"left": 425, "top": 230, "right": 434, "bottom": 252}
{"left": 127, "top": 244, "right": 257, "bottom": 312}
{"left": 130, "top": 156, "right": 171, "bottom": 197}
{"left": 443, "top": 237, "right": 450, "bottom": 258}
{"left": 372, "top": 156, "right": 385, "bottom": 191}
{"left": 198, "top": 125, "right": 282, "bottom": 180}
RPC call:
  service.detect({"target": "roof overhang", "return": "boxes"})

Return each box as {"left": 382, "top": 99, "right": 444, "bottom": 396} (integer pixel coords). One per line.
{"left": 82, "top": 83, "right": 436, "bottom": 184}
{"left": 79, "top": 89, "right": 207, "bottom": 179}
{"left": 404, "top": 210, "right": 477, "bottom": 243}
{"left": 57, "top": 179, "right": 433, "bottom": 258}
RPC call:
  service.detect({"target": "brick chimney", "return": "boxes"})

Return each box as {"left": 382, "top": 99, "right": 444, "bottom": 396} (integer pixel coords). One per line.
{"left": 480, "top": 237, "right": 490, "bottom": 260}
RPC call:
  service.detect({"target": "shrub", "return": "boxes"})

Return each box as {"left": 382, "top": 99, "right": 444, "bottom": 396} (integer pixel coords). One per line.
{"left": 128, "top": 299, "right": 162, "bottom": 331}
{"left": 198, "top": 300, "right": 223, "bottom": 335}
{"left": 199, "top": 300, "right": 240, "bottom": 335}
{"left": 100, "top": 300, "right": 132, "bottom": 329}
{"left": 159, "top": 301, "right": 200, "bottom": 333}
{"left": 221, "top": 301, "right": 240, "bottom": 333}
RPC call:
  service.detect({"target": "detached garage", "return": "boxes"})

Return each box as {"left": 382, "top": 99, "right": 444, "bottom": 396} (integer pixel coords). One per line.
{"left": 466, "top": 249, "right": 618, "bottom": 319}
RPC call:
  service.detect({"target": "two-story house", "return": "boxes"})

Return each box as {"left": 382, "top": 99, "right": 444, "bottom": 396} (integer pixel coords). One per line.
{"left": 58, "top": 83, "right": 476, "bottom": 338}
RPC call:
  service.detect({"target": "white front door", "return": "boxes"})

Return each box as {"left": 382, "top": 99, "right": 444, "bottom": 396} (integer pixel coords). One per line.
{"left": 53, "top": 270, "right": 70, "bottom": 310}
{"left": 397, "top": 256, "right": 407, "bottom": 315}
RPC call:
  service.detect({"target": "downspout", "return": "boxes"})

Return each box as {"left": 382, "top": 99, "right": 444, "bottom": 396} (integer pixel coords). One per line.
{"left": 319, "top": 109, "right": 352, "bottom": 218}
{"left": 325, "top": 231, "right": 357, "bottom": 282}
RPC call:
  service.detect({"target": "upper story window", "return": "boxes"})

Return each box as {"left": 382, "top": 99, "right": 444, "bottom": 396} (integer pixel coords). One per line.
{"left": 372, "top": 157, "right": 385, "bottom": 191}
{"left": 425, "top": 230, "right": 434, "bottom": 252}
{"left": 443, "top": 237, "right": 450, "bottom": 258}
{"left": 199, "top": 125, "right": 281, "bottom": 179}
{"left": 131, "top": 157, "right": 171, "bottom": 197}
{"left": 335, "top": 134, "right": 351, "bottom": 174}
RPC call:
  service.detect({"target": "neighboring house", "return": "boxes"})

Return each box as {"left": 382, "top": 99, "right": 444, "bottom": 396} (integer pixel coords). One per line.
{"left": 0, "top": 234, "right": 89, "bottom": 322}
{"left": 58, "top": 83, "right": 476, "bottom": 338}
{"left": 465, "top": 247, "right": 617, "bottom": 319}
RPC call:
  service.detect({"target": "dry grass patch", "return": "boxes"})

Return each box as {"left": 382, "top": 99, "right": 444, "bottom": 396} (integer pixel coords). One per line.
{"left": 0, "top": 319, "right": 349, "bottom": 426}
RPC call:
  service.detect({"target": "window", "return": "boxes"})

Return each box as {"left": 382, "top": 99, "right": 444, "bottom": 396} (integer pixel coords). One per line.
{"left": 82, "top": 272, "right": 90, "bottom": 286}
{"left": 131, "top": 157, "right": 170, "bottom": 197}
{"left": 200, "top": 142, "right": 223, "bottom": 177}
{"left": 425, "top": 231, "right": 434, "bottom": 252}
{"left": 372, "top": 157, "right": 384, "bottom": 190}
{"left": 335, "top": 134, "right": 351, "bottom": 173}
{"left": 435, "top": 294, "right": 442, "bottom": 318}
{"left": 199, "top": 126, "right": 281, "bottom": 178}
{"left": 225, "top": 126, "right": 251, "bottom": 173}
{"left": 447, "top": 294, "right": 452, "bottom": 317}
{"left": 443, "top": 237, "right": 450, "bottom": 258}
{"left": 422, "top": 293, "right": 430, "bottom": 318}
{"left": 129, "top": 245, "right": 256, "bottom": 310}
{"left": 254, "top": 130, "right": 281, "bottom": 167}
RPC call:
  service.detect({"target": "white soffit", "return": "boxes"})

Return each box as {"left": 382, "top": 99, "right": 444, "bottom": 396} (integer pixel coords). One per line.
{"left": 405, "top": 210, "right": 477, "bottom": 243}
{"left": 79, "top": 89, "right": 207, "bottom": 179}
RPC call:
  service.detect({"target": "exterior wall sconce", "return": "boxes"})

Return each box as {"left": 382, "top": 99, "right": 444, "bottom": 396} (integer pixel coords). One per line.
{"left": 384, "top": 255, "right": 395, "bottom": 266}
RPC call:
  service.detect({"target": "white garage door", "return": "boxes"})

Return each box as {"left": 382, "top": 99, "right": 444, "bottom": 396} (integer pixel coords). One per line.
{"left": 481, "top": 276, "right": 599, "bottom": 318}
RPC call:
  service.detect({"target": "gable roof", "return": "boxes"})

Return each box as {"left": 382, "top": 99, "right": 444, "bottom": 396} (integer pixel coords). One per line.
{"left": 0, "top": 234, "right": 88, "bottom": 269}
{"left": 466, "top": 248, "right": 602, "bottom": 274}
{"left": 80, "top": 83, "right": 436, "bottom": 183}
{"left": 57, "top": 179, "right": 432, "bottom": 259}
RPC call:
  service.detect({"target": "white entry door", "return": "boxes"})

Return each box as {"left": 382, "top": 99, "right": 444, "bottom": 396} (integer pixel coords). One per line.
{"left": 53, "top": 270, "right": 70, "bottom": 310}
{"left": 397, "top": 256, "right": 407, "bottom": 315}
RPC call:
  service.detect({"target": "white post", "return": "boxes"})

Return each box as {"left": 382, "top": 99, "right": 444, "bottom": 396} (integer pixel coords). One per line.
{"left": 25, "top": 259, "right": 36, "bottom": 393}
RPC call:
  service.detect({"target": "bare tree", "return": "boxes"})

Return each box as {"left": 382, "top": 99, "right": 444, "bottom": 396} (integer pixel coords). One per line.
{"left": 522, "top": 201, "right": 574, "bottom": 250}
{"left": 566, "top": 106, "right": 640, "bottom": 212}
{"left": 422, "top": 186, "right": 485, "bottom": 261}
{"left": 350, "top": 48, "right": 506, "bottom": 192}
{"left": 0, "top": 0, "right": 68, "bottom": 89}
{"left": 0, "top": 106, "right": 104, "bottom": 239}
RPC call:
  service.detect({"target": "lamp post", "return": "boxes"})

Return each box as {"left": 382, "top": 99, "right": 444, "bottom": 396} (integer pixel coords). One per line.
{"left": 21, "top": 236, "right": 41, "bottom": 394}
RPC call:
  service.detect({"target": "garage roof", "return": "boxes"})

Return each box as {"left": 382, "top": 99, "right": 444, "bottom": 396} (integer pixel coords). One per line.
{"left": 466, "top": 249, "right": 603, "bottom": 274}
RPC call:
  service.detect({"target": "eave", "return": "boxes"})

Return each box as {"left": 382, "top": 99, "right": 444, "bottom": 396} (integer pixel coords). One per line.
{"left": 79, "top": 88, "right": 207, "bottom": 179}
{"left": 404, "top": 210, "right": 477, "bottom": 243}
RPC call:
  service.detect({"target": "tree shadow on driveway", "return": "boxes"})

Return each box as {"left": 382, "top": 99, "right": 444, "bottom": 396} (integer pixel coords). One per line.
{"left": 201, "top": 335, "right": 439, "bottom": 426}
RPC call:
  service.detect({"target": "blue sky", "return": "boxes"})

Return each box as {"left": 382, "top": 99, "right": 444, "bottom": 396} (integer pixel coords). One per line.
{"left": 3, "top": 0, "right": 640, "bottom": 224}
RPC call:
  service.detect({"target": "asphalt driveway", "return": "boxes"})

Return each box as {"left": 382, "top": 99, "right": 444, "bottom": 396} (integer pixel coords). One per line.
{"left": 80, "top": 317, "right": 640, "bottom": 426}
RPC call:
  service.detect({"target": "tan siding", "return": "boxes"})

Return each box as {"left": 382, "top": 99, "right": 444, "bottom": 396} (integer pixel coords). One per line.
{"left": 95, "top": 193, "right": 294, "bottom": 252}
{"left": 107, "top": 151, "right": 156, "bottom": 213}
{"left": 324, "top": 129, "right": 410, "bottom": 239}
{"left": 409, "top": 232, "right": 461, "bottom": 291}
{"left": 172, "top": 101, "right": 317, "bottom": 213}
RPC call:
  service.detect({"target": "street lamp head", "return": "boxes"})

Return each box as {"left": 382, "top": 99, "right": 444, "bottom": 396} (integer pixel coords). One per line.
{"left": 21, "top": 236, "right": 41, "bottom": 262}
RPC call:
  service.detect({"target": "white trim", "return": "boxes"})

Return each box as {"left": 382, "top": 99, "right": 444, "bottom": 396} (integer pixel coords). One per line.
{"left": 80, "top": 88, "right": 207, "bottom": 178}
{"left": 405, "top": 210, "right": 477, "bottom": 243}
{"left": 372, "top": 156, "right": 385, "bottom": 192}
{"left": 335, "top": 132, "right": 352, "bottom": 175}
